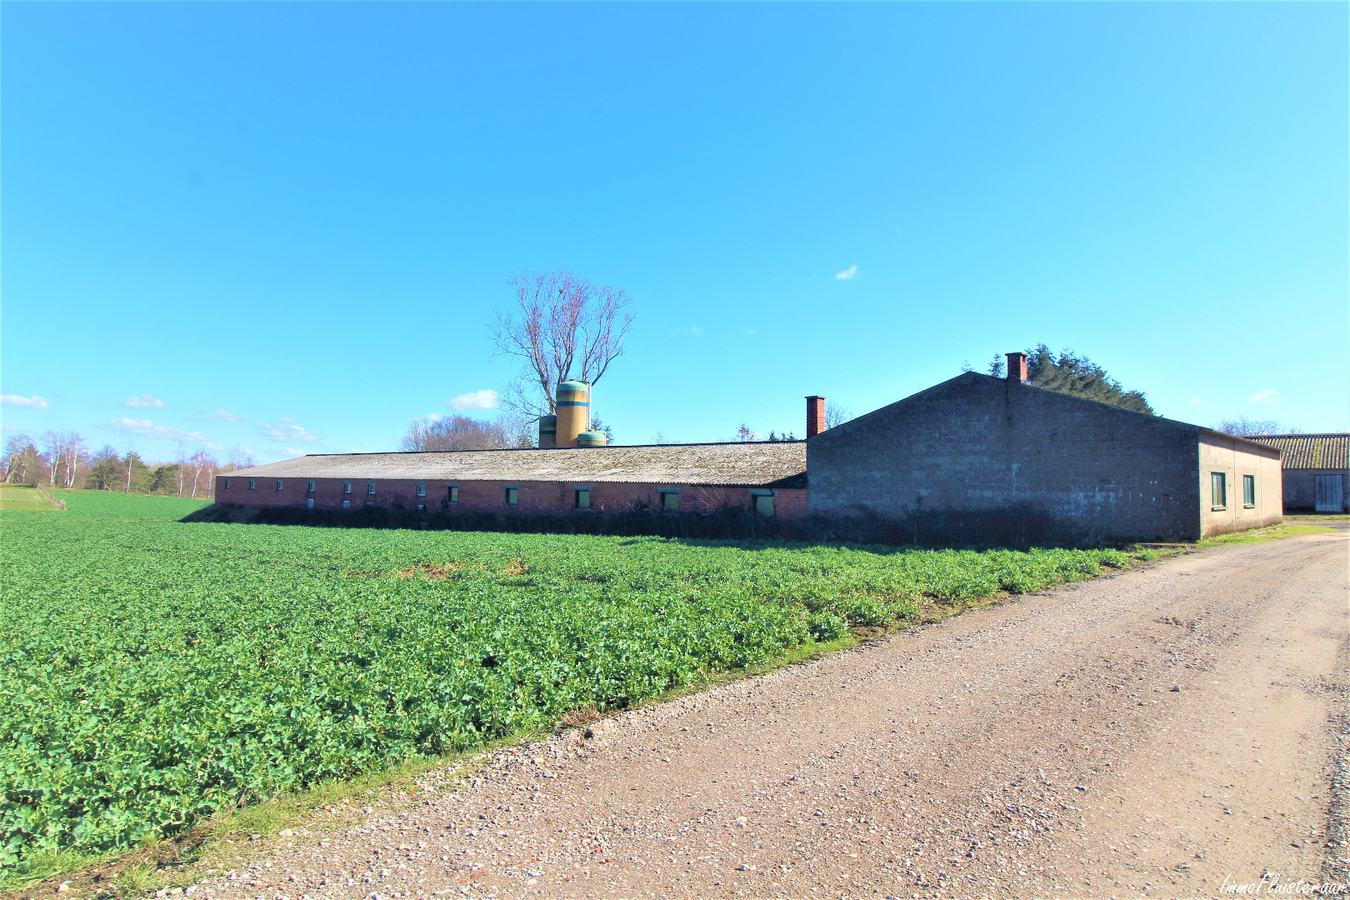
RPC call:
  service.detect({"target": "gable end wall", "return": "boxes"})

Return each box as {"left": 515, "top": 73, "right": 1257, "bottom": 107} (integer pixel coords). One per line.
{"left": 807, "top": 373, "right": 1202, "bottom": 542}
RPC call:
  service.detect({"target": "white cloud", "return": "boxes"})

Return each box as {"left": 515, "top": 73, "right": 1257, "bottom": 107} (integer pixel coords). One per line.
{"left": 415, "top": 413, "right": 446, "bottom": 425}
{"left": 191, "top": 408, "right": 244, "bottom": 422}
{"left": 108, "top": 418, "right": 211, "bottom": 442}
{"left": 125, "top": 394, "right": 164, "bottom": 409}
{"left": 1189, "top": 397, "right": 1204, "bottom": 405}
{"left": 1, "top": 395, "right": 49, "bottom": 409}
{"left": 448, "top": 389, "right": 499, "bottom": 412}
{"left": 258, "top": 417, "right": 319, "bottom": 442}
{"left": 744, "top": 329, "right": 757, "bottom": 335}
{"left": 834, "top": 265, "right": 859, "bottom": 280}
{"left": 1248, "top": 389, "right": 1278, "bottom": 404}
{"left": 691, "top": 326, "right": 703, "bottom": 337}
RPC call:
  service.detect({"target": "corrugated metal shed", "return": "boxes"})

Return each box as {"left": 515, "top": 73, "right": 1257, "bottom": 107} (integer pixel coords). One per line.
{"left": 228, "top": 442, "right": 808, "bottom": 487}
{"left": 1249, "top": 434, "right": 1350, "bottom": 470}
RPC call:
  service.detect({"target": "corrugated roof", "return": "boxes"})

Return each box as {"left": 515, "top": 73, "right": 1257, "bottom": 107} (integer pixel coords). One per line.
{"left": 1248, "top": 434, "right": 1350, "bottom": 470}
{"left": 228, "top": 442, "right": 808, "bottom": 487}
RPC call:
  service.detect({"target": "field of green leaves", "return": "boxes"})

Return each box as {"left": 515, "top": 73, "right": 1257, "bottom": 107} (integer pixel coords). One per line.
{"left": 0, "top": 492, "right": 1130, "bottom": 871}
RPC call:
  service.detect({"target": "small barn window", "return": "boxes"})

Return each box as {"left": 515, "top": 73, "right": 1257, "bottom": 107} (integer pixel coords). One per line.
{"left": 659, "top": 487, "right": 680, "bottom": 512}
{"left": 249, "top": 479, "right": 256, "bottom": 491}
{"left": 224, "top": 478, "right": 231, "bottom": 489}
{"left": 1211, "top": 472, "right": 1226, "bottom": 510}
{"left": 505, "top": 486, "right": 518, "bottom": 506}
{"left": 416, "top": 503, "right": 426, "bottom": 511}
{"left": 448, "top": 485, "right": 459, "bottom": 503}
{"left": 416, "top": 483, "right": 426, "bottom": 497}
{"left": 365, "top": 501, "right": 374, "bottom": 508}
{"left": 308, "top": 480, "right": 315, "bottom": 493}
{"left": 342, "top": 499, "right": 351, "bottom": 509}
{"left": 344, "top": 481, "right": 352, "bottom": 494}
{"left": 1243, "top": 474, "right": 1255, "bottom": 507}
{"left": 276, "top": 479, "right": 284, "bottom": 492}
{"left": 575, "top": 489, "right": 590, "bottom": 510}
{"left": 367, "top": 481, "right": 377, "bottom": 495}
{"left": 307, "top": 498, "right": 314, "bottom": 510}
{"left": 750, "top": 489, "right": 775, "bottom": 517}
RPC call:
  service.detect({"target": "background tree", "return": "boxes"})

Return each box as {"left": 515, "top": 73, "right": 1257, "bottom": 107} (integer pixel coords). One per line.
{"left": 735, "top": 424, "right": 755, "bottom": 442}
{"left": 86, "top": 446, "right": 121, "bottom": 490}
{"left": 492, "top": 269, "right": 635, "bottom": 417}
{"left": 401, "top": 415, "right": 521, "bottom": 452}
{"left": 1024, "top": 344, "right": 1154, "bottom": 415}
{"left": 1214, "top": 417, "right": 1300, "bottom": 436}
{"left": 987, "top": 354, "right": 1006, "bottom": 378}
{"left": 122, "top": 451, "right": 151, "bottom": 494}
{"left": 824, "top": 402, "right": 853, "bottom": 429}
{"left": 3, "top": 435, "right": 41, "bottom": 484}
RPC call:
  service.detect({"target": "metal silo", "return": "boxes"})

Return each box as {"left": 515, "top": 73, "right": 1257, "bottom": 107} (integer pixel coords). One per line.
{"left": 538, "top": 415, "right": 557, "bottom": 449}
{"left": 555, "top": 380, "right": 589, "bottom": 448}
{"left": 577, "top": 431, "right": 608, "bottom": 447}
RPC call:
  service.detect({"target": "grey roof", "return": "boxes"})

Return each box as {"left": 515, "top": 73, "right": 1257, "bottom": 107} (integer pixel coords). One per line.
{"left": 1247, "top": 434, "right": 1350, "bottom": 470}
{"left": 228, "top": 442, "right": 808, "bottom": 488}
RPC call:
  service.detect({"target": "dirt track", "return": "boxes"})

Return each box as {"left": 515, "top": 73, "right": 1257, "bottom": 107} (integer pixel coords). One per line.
{"left": 186, "top": 532, "right": 1348, "bottom": 899}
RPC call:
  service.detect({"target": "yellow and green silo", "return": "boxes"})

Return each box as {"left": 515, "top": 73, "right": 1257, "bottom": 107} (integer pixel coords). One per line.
{"left": 537, "top": 415, "right": 557, "bottom": 449}
{"left": 554, "top": 380, "right": 589, "bottom": 448}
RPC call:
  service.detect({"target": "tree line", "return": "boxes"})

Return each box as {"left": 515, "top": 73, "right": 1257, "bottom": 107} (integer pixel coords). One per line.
{"left": 2, "top": 432, "right": 255, "bottom": 499}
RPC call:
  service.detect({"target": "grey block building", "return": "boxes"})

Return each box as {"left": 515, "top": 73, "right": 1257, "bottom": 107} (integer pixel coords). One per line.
{"left": 807, "top": 353, "right": 1282, "bottom": 542}
{"left": 1248, "top": 434, "right": 1349, "bottom": 512}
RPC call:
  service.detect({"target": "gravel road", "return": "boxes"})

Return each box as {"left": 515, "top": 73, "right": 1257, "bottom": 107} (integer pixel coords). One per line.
{"left": 184, "top": 532, "right": 1348, "bottom": 900}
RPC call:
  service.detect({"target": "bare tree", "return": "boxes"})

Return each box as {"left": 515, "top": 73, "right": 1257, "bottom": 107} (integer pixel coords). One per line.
{"left": 401, "top": 415, "right": 517, "bottom": 452}
{"left": 228, "top": 447, "right": 256, "bottom": 471}
{"left": 824, "top": 402, "right": 853, "bottom": 429}
{"left": 492, "top": 270, "right": 635, "bottom": 415}
{"left": 3, "top": 434, "right": 40, "bottom": 484}
{"left": 61, "top": 433, "right": 86, "bottom": 488}
{"left": 1214, "top": 417, "right": 1300, "bottom": 436}
{"left": 735, "top": 424, "right": 755, "bottom": 442}
{"left": 188, "top": 450, "right": 219, "bottom": 499}
{"left": 43, "top": 431, "right": 61, "bottom": 487}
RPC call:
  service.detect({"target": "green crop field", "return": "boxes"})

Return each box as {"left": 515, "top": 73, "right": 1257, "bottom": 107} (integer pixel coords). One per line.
{"left": 0, "top": 492, "right": 1131, "bottom": 873}
{"left": 0, "top": 485, "right": 57, "bottom": 511}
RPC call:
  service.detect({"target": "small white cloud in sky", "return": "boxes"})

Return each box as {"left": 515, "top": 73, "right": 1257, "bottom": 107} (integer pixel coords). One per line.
{"left": 415, "top": 413, "right": 445, "bottom": 425}
{"left": 125, "top": 394, "right": 164, "bottom": 409}
{"left": 2, "top": 395, "right": 49, "bottom": 409}
{"left": 834, "top": 265, "right": 859, "bottom": 280}
{"left": 448, "top": 389, "right": 499, "bottom": 411}
{"left": 201, "top": 409, "right": 243, "bottom": 422}
{"left": 1189, "top": 397, "right": 1204, "bottom": 405}
{"left": 745, "top": 329, "right": 757, "bottom": 335}
{"left": 1248, "top": 389, "right": 1278, "bottom": 404}
{"left": 258, "top": 417, "right": 319, "bottom": 442}
{"left": 108, "top": 418, "right": 210, "bottom": 442}
{"left": 691, "top": 326, "right": 703, "bottom": 337}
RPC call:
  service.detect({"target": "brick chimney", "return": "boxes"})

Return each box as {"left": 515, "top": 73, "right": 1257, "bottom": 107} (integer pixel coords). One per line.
{"left": 806, "top": 396, "right": 826, "bottom": 438}
{"left": 1006, "top": 352, "right": 1029, "bottom": 385}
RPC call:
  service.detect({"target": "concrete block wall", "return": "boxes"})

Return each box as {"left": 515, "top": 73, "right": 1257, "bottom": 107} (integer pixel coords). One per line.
{"left": 807, "top": 372, "right": 1207, "bottom": 542}
{"left": 1281, "top": 470, "right": 1350, "bottom": 512}
{"left": 214, "top": 475, "right": 807, "bottom": 519}
{"left": 1197, "top": 432, "right": 1284, "bottom": 537}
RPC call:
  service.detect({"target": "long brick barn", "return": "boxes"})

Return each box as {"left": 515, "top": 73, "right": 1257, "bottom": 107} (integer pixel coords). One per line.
{"left": 218, "top": 354, "right": 1283, "bottom": 542}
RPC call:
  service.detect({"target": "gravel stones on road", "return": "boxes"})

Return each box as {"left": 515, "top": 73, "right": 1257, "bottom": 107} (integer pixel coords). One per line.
{"left": 186, "top": 533, "right": 1349, "bottom": 900}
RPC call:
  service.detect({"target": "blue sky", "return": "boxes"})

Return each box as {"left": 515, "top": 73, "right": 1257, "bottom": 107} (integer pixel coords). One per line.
{"left": 3, "top": 2, "right": 1346, "bottom": 462}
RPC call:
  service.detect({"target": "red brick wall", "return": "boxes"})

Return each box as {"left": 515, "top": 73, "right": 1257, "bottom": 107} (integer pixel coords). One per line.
{"left": 213, "top": 475, "right": 809, "bottom": 519}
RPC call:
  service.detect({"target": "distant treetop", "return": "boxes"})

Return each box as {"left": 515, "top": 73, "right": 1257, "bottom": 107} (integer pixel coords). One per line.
{"left": 1022, "top": 344, "right": 1155, "bottom": 416}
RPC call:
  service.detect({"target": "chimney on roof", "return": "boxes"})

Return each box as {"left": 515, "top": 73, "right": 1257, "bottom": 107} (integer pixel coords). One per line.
{"left": 1006, "top": 352, "right": 1029, "bottom": 385}
{"left": 806, "top": 395, "right": 826, "bottom": 438}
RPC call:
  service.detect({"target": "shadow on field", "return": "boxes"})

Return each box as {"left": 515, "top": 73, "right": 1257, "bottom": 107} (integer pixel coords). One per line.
{"left": 182, "top": 501, "right": 1116, "bottom": 550}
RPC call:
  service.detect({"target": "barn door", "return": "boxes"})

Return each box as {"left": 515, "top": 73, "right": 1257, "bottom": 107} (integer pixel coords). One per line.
{"left": 1315, "top": 475, "right": 1344, "bottom": 512}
